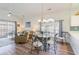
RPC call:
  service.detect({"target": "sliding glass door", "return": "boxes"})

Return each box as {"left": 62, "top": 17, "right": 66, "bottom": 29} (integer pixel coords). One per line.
{"left": 0, "top": 20, "right": 16, "bottom": 39}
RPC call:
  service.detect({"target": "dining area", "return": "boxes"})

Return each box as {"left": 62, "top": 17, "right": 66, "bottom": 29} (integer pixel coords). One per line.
{"left": 15, "top": 30, "right": 56, "bottom": 54}
{"left": 30, "top": 31, "right": 56, "bottom": 54}
{"left": 13, "top": 17, "right": 74, "bottom": 55}
{"left": 13, "top": 28, "right": 74, "bottom": 55}
{"left": 0, "top": 18, "right": 74, "bottom": 55}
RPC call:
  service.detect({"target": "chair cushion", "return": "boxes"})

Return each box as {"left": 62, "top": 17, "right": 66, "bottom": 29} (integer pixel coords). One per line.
{"left": 47, "top": 39, "right": 54, "bottom": 44}
{"left": 33, "top": 41, "right": 43, "bottom": 47}
{"left": 57, "top": 37, "right": 65, "bottom": 39}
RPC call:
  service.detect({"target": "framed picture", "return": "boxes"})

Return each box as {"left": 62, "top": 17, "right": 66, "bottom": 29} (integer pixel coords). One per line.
{"left": 25, "top": 22, "right": 31, "bottom": 28}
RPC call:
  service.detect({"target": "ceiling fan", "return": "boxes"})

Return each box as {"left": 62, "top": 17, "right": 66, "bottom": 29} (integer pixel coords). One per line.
{"left": 0, "top": 7, "right": 20, "bottom": 18}
{"left": 7, "top": 9, "right": 25, "bottom": 19}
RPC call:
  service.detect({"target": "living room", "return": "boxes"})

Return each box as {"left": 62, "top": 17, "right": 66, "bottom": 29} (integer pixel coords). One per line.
{"left": 0, "top": 3, "right": 79, "bottom": 55}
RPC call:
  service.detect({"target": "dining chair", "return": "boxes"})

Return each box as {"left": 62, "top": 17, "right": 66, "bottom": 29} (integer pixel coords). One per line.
{"left": 31, "top": 35, "right": 43, "bottom": 54}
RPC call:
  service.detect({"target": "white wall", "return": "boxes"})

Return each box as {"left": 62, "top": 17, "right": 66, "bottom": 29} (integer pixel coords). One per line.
{"left": 69, "top": 16, "right": 79, "bottom": 55}
{"left": 70, "top": 31, "right": 79, "bottom": 54}
{"left": 48, "top": 10, "right": 71, "bottom": 32}
{"left": 29, "top": 10, "right": 71, "bottom": 32}
{"left": 0, "top": 5, "right": 71, "bottom": 32}
{"left": 71, "top": 16, "right": 79, "bottom": 26}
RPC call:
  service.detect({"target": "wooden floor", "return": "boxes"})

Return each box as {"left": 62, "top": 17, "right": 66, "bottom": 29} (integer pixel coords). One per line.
{"left": 0, "top": 39, "right": 74, "bottom": 55}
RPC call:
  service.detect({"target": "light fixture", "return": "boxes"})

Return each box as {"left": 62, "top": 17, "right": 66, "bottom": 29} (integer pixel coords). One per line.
{"left": 8, "top": 10, "right": 12, "bottom": 17}
{"left": 48, "top": 8, "right": 52, "bottom": 11}
{"left": 38, "top": 19, "right": 47, "bottom": 23}
{"left": 38, "top": 4, "right": 47, "bottom": 23}
{"left": 38, "top": 19, "right": 41, "bottom": 22}
{"left": 43, "top": 19, "right": 47, "bottom": 22}
{"left": 8, "top": 12, "right": 12, "bottom": 17}
{"left": 40, "top": 4, "right": 46, "bottom": 22}
{"left": 47, "top": 18, "right": 54, "bottom": 22}
{"left": 8, "top": 9, "right": 15, "bottom": 17}
{"left": 75, "top": 11, "right": 79, "bottom": 16}
{"left": 38, "top": 4, "right": 45, "bottom": 31}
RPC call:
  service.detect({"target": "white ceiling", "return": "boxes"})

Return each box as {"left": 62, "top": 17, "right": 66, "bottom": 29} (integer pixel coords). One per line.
{"left": 0, "top": 3, "right": 72, "bottom": 18}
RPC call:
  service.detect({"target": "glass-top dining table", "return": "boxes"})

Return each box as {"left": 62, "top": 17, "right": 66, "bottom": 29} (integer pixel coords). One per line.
{"left": 31, "top": 31, "right": 57, "bottom": 54}
{"left": 34, "top": 31, "right": 51, "bottom": 52}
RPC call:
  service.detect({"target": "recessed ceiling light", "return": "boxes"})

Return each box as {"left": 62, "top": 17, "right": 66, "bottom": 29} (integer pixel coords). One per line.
{"left": 48, "top": 8, "right": 52, "bottom": 11}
